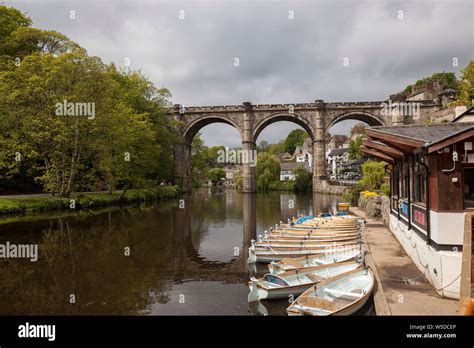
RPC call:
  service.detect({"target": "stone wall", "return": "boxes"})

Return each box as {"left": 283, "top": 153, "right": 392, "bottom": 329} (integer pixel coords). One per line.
{"left": 357, "top": 194, "right": 390, "bottom": 225}
{"left": 313, "top": 180, "right": 349, "bottom": 195}
{"left": 425, "top": 105, "right": 456, "bottom": 123}
{"left": 381, "top": 195, "right": 390, "bottom": 225}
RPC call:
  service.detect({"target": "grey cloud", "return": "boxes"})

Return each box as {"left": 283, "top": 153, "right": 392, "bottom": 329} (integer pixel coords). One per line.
{"left": 7, "top": 0, "right": 474, "bottom": 145}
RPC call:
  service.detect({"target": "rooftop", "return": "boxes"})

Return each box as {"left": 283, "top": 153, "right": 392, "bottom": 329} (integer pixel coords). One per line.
{"left": 280, "top": 161, "right": 300, "bottom": 170}
{"left": 368, "top": 123, "right": 474, "bottom": 145}
{"left": 452, "top": 106, "right": 474, "bottom": 122}
{"left": 328, "top": 148, "right": 348, "bottom": 156}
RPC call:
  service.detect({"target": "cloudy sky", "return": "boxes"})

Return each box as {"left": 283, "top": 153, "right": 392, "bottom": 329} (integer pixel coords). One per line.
{"left": 8, "top": 0, "right": 474, "bottom": 146}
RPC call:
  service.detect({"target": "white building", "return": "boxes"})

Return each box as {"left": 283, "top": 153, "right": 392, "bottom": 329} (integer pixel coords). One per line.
{"left": 326, "top": 148, "right": 349, "bottom": 175}
{"left": 280, "top": 162, "right": 298, "bottom": 181}
{"left": 294, "top": 137, "right": 313, "bottom": 172}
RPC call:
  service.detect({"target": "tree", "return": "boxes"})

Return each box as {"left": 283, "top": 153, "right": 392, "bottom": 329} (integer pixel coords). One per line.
{"left": 207, "top": 168, "right": 225, "bottom": 184}
{"left": 190, "top": 133, "right": 208, "bottom": 186}
{"left": 267, "top": 141, "right": 284, "bottom": 155}
{"left": 459, "top": 61, "right": 474, "bottom": 107}
{"left": 402, "top": 71, "right": 460, "bottom": 96}
{"left": 283, "top": 129, "right": 308, "bottom": 154}
{"left": 257, "top": 168, "right": 273, "bottom": 191}
{"left": 350, "top": 123, "right": 366, "bottom": 137}
{"left": 293, "top": 165, "right": 312, "bottom": 192}
{"left": 107, "top": 65, "right": 175, "bottom": 183}
{"left": 256, "top": 152, "right": 280, "bottom": 191}
{"left": 3, "top": 27, "right": 81, "bottom": 57}
{"left": 348, "top": 135, "right": 364, "bottom": 160}
{"left": 0, "top": 5, "right": 173, "bottom": 196}
{"left": 0, "top": 5, "right": 31, "bottom": 44}
{"left": 257, "top": 140, "right": 270, "bottom": 152}
{"left": 360, "top": 160, "right": 386, "bottom": 189}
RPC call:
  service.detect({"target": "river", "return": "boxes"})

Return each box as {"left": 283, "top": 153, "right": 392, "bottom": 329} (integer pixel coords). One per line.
{"left": 0, "top": 188, "right": 373, "bottom": 315}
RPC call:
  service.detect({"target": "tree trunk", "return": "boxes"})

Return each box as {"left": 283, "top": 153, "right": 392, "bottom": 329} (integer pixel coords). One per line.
{"left": 64, "top": 116, "right": 80, "bottom": 197}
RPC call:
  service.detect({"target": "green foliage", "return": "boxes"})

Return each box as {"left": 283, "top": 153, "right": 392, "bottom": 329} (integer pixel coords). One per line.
{"left": 0, "top": 6, "right": 174, "bottom": 196}
{"left": 359, "top": 160, "right": 386, "bottom": 189}
{"left": 459, "top": 61, "right": 474, "bottom": 107}
{"left": 257, "top": 168, "right": 274, "bottom": 191}
{"left": 414, "top": 71, "right": 459, "bottom": 90}
{"left": 267, "top": 141, "right": 285, "bottom": 155}
{"left": 257, "top": 140, "right": 270, "bottom": 152}
{"left": 404, "top": 71, "right": 460, "bottom": 96}
{"left": 0, "top": 186, "right": 178, "bottom": 214}
{"left": 342, "top": 160, "right": 387, "bottom": 205}
{"left": 207, "top": 168, "right": 226, "bottom": 184}
{"left": 256, "top": 152, "right": 280, "bottom": 191}
{"left": 293, "top": 165, "right": 312, "bottom": 193}
{"left": 0, "top": 5, "right": 32, "bottom": 44}
{"left": 380, "top": 183, "right": 390, "bottom": 196}
{"left": 342, "top": 181, "right": 369, "bottom": 206}
{"left": 190, "top": 134, "right": 228, "bottom": 186}
{"left": 350, "top": 123, "right": 366, "bottom": 137}
{"left": 283, "top": 129, "right": 308, "bottom": 154}
{"left": 268, "top": 181, "right": 294, "bottom": 191}
{"left": 3, "top": 27, "right": 81, "bottom": 57}
{"left": 348, "top": 135, "right": 364, "bottom": 160}
{"left": 234, "top": 171, "right": 243, "bottom": 190}
{"left": 256, "top": 153, "right": 280, "bottom": 180}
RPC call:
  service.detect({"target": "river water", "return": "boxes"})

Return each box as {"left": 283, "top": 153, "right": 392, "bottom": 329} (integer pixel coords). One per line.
{"left": 0, "top": 189, "right": 373, "bottom": 315}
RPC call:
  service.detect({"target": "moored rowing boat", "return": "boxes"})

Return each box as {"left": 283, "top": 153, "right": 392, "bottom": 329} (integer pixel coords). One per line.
{"left": 286, "top": 267, "right": 374, "bottom": 316}
{"left": 248, "top": 259, "right": 362, "bottom": 302}
{"left": 247, "top": 241, "right": 362, "bottom": 263}
{"left": 268, "top": 249, "right": 364, "bottom": 274}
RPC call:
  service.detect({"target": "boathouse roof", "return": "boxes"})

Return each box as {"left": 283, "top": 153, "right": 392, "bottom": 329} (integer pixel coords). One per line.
{"left": 362, "top": 122, "right": 474, "bottom": 160}
{"left": 452, "top": 106, "right": 474, "bottom": 123}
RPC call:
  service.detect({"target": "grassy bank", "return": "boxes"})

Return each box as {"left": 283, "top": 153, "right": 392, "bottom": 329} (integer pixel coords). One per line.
{"left": 0, "top": 186, "right": 179, "bottom": 215}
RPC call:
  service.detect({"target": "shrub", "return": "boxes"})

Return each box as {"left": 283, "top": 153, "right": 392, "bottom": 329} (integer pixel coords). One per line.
{"left": 380, "top": 183, "right": 390, "bottom": 196}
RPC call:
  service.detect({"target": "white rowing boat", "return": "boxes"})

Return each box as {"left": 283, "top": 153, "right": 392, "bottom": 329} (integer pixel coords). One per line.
{"left": 248, "top": 259, "right": 362, "bottom": 302}
{"left": 255, "top": 239, "right": 361, "bottom": 249}
{"left": 262, "top": 231, "right": 361, "bottom": 241}
{"left": 247, "top": 241, "right": 361, "bottom": 263}
{"left": 286, "top": 267, "right": 374, "bottom": 316}
{"left": 268, "top": 249, "right": 364, "bottom": 274}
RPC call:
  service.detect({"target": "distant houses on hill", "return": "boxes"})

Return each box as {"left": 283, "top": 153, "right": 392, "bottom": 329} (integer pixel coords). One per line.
{"left": 277, "top": 133, "right": 368, "bottom": 181}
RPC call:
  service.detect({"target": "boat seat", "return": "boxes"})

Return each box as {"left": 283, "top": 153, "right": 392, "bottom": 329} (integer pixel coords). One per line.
{"left": 280, "top": 258, "right": 302, "bottom": 268}
{"left": 323, "top": 288, "right": 363, "bottom": 300}
{"left": 296, "top": 296, "right": 338, "bottom": 312}
{"left": 306, "top": 274, "right": 324, "bottom": 282}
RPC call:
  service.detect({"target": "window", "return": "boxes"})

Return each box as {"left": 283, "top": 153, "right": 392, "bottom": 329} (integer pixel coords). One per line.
{"left": 414, "top": 163, "right": 427, "bottom": 204}
{"left": 464, "top": 168, "right": 474, "bottom": 208}
{"left": 401, "top": 163, "right": 409, "bottom": 199}
{"left": 392, "top": 164, "right": 400, "bottom": 197}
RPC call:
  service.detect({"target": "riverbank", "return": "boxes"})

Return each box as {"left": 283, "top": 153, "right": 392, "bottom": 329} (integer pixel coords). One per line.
{"left": 350, "top": 206, "right": 459, "bottom": 315}
{"left": 0, "top": 186, "right": 179, "bottom": 215}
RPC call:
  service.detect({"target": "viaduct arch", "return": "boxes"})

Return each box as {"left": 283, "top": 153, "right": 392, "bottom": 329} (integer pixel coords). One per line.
{"left": 172, "top": 99, "right": 440, "bottom": 193}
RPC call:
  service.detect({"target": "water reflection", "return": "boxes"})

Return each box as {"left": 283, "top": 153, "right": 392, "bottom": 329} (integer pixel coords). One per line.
{"left": 0, "top": 189, "right": 361, "bottom": 315}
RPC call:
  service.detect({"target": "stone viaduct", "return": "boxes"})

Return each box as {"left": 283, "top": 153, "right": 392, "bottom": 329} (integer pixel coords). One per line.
{"left": 171, "top": 99, "right": 441, "bottom": 193}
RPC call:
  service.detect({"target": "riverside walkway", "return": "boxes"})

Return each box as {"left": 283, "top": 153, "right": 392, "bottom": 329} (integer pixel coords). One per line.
{"left": 350, "top": 207, "right": 459, "bottom": 315}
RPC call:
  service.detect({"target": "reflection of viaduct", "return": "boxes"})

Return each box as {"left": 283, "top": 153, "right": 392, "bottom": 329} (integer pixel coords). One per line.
{"left": 172, "top": 100, "right": 441, "bottom": 193}
{"left": 171, "top": 194, "right": 256, "bottom": 283}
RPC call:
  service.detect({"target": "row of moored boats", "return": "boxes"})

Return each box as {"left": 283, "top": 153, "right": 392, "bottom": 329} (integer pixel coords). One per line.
{"left": 246, "top": 212, "right": 375, "bottom": 316}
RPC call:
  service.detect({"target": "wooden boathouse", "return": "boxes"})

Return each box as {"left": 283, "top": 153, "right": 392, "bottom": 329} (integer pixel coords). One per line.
{"left": 362, "top": 122, "right": 474, "bottom": 299}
